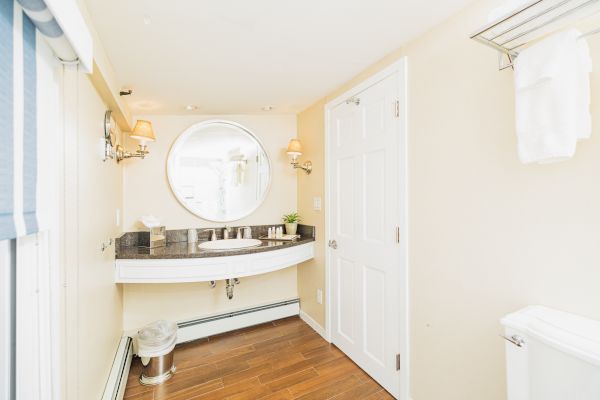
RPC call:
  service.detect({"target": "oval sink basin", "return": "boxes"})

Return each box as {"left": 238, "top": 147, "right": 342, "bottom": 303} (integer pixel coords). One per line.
{"left": 198, "top": 238, "right": 262, "bottom": 250}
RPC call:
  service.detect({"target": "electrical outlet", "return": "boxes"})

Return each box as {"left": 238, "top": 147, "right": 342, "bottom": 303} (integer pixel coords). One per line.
{"left": 313, "top": 197, "right": 322, "bottom": 211}
{"left": 316, "top": 289, "right": 323, "bottom": 304}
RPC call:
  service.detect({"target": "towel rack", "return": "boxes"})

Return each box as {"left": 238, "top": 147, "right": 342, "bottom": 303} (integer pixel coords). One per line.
{"left": 471, "top": 0, "right": 600, "bottom": 70}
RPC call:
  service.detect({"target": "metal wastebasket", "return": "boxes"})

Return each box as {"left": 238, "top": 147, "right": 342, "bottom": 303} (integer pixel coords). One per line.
{"left": 137, "top": 320, "right": 177, "bottom": 385}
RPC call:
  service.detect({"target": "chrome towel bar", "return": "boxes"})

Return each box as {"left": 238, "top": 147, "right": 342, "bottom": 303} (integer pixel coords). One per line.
{"left": 470, "top": 0, "right": 600, "bottom": 70}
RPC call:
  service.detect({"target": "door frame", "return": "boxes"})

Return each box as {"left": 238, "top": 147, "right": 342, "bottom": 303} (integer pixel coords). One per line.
{"left": 324, "top": 58, "right": 409, "bottom": 400}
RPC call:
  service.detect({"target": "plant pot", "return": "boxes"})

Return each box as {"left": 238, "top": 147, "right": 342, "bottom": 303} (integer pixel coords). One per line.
{"left": 285, "top": 223, "right": 298, "bottom": 235}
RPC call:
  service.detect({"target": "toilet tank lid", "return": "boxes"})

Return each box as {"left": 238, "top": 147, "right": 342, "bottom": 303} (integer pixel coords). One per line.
{"left": 501, "top": 306, "right": 600, "bottom": 366}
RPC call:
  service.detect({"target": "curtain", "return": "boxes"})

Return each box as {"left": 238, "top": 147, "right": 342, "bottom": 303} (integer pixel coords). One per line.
{"left": 17, "top": 0, "right": 78, "bottom": 62}
{"left": 0, "top": 0, "right": 80, "bottom": 240}
{"left": 0, "top": 0, "right": 39, "bottom": 240}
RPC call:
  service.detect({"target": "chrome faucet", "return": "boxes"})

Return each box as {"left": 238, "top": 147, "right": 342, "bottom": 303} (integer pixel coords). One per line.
{"left": 201, "top": 229, "right": 217, "bottom": 241}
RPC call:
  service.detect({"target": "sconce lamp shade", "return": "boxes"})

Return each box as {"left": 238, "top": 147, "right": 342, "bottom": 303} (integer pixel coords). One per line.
{"left": 286, "top": 139, "right": 303, "bottom": 155}
{"left": 129, "top": 120, "right": 156, "bottom": 142}
{"left": 286, "top": 138, "right": 311, "bottom": 174}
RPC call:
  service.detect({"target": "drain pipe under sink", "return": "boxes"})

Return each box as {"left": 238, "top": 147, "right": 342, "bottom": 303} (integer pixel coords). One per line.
{"left": 209, "top": 278, "right": 240, "bottom": 299}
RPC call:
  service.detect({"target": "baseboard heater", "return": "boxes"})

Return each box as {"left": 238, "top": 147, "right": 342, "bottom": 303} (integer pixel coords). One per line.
{"left": 101, "top": 336, "right": 133, "bottom": 400}
{"left": 176, "top": 298, "right": 300, "bottom": 344}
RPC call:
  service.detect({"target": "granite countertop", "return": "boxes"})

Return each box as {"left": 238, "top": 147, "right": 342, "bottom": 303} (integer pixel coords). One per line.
{"left": 116, "top": 236, "right": 315, "bottom": 260}
{"left": 115, "top": 224, "right": 316, "bottom": 260}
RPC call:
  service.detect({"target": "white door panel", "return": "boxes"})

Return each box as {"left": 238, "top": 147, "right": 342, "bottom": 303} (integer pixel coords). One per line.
{"left": 363, "top": 151, "right": 386, "bottom": 243}
{"left": 336, "top": 157, "right": 355, "bottom": 238}
{"left": 337, "top": 257, "right": 356, "bottom": 343}
{"left": 329, "top": 72, "right": 404, "bottom": 398}
{"left": 364, "top": 264, "right": 386, "bottom": 364}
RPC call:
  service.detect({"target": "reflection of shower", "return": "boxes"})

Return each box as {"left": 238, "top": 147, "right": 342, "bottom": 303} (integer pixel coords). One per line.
{"left": 229, "top": 150, "right": 247, "bottom": 186}
{"left": 216, "top": 166, "right": 226, "bottom": 217}
{"left": 256, "top": 146, "right": 269, "bottom": 199}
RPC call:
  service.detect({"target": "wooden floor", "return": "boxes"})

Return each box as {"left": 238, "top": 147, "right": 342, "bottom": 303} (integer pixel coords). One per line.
{"left": 124, "top": 316, "right": 394, "bottom": 400}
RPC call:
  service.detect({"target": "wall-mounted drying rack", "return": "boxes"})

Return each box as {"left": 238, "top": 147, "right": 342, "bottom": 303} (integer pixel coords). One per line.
{"left": 470, "top": 0, "right": 600, "bottom": 70}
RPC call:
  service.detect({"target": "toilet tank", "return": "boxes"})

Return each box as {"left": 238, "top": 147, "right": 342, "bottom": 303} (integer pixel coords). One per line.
{"left": 502, "top": 306, "right": 600, "bottom": 400}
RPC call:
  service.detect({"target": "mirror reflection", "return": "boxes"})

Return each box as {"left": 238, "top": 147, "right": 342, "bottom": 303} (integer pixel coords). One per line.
{"left": 167, "top": 121, "right": 271, "bottom": 221}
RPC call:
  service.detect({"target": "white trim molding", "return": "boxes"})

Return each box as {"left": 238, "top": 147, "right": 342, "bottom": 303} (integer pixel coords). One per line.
{"left": 299, "top": 310, "right": 327, "bottom": 341}
{"left": 0, "top": 240, "right": 13, "bottom": 400}
{"left": 115, "top": 242, "right": 314, "bottom": 283}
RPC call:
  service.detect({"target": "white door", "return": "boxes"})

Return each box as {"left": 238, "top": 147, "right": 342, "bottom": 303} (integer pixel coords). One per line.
{"left": 328, "top": 70, "right": 405, "bottom": 398}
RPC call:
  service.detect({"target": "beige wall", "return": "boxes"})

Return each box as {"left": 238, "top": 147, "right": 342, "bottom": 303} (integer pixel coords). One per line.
{"left": 296, "top": 101, "right": 327, "bottom": 325}
{"left": 67, "top": 71, "right": 124, "bottom": 399}
{"left": 297, "top": 1, "right": 600, "bottom": 399}
{"left": 121, "top": 114, "right": 299, "bottom": 330}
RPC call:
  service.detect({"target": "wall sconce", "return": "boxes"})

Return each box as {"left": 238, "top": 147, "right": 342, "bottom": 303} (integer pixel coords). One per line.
{"left": 287, "top": 139, "right": 312, "bottom": 175}
{"left": 116, "top": 119, "right": 156, "bottom": 163}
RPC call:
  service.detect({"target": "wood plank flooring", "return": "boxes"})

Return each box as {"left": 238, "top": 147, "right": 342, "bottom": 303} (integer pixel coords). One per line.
{"left": 124, "top": 316, "right": 394, "bottom": 400}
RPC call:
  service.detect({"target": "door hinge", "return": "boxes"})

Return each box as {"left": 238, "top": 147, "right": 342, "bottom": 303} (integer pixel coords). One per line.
{"left": 396, "top": 353, "right": 401, "bottom": 370}
{"left": 394, "top": 100, "right": 400, "bottom": 118}
{"left": 346, "top": 96, "right": 360, "bottom": 106}
{"left": 395, "top": 226, "right": 400, "bottom": 244}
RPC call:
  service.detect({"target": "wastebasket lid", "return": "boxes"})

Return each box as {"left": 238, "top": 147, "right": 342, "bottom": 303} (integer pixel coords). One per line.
{"left": 138, "top": 320, "right": 177, "bottom": 346}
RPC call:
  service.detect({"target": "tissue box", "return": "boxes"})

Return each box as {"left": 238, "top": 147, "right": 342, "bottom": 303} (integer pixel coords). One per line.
{"left": 149, "top": 226, "right": 166, "bottom": 248}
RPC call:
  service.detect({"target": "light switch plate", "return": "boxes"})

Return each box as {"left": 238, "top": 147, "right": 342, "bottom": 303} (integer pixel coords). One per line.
{"left": 316, "top": 289, "right": 323, "bottom": 304}
{"left": 313, "top": 197, "right": 322, "bottom": 211}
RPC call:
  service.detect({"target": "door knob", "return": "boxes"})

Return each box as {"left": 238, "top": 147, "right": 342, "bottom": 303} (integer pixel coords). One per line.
{"left": 328, "top": 240, "right": 338, "bottom": 249}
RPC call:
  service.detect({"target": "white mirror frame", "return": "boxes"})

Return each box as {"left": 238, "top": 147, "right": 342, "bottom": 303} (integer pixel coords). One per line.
{"left": 166, "top": 119, "right": 272, "bottom": 222}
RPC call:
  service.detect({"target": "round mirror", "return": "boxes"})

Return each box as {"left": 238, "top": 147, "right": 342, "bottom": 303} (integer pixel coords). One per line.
{"left": 167, "top": 120, "right": 271, "bottom": 222}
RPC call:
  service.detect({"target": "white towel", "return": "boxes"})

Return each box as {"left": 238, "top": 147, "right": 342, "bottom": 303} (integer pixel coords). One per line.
{"left": 514, "top": 29, "right": 592, "bottom": 164}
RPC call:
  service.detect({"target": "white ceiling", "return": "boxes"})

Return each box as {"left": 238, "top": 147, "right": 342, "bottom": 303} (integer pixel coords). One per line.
{"left": 84, "top": 0, "right": 472, "bottom": 115}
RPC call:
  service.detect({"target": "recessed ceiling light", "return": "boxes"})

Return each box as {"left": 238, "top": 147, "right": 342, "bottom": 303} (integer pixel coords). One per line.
{"left": 262, "top": 106, "right": 274, "bottom": 111}
{"left": 185, "top": 105, "right": 198, "bottom": 111}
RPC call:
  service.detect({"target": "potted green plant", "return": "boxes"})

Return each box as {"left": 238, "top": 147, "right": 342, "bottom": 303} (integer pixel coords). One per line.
{"left": 282, "top": 212, "right": 301, "bottom": 235}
